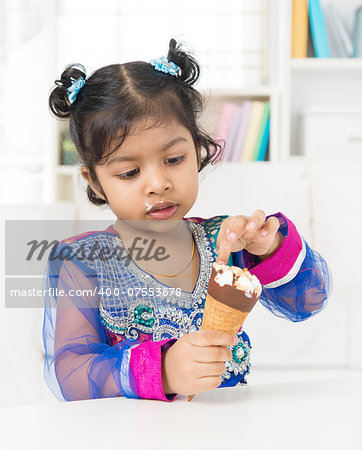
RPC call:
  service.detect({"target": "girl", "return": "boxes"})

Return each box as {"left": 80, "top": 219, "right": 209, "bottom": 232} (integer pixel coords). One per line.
{"left": 43, "top": 38, "right": 331, "bottom": 402}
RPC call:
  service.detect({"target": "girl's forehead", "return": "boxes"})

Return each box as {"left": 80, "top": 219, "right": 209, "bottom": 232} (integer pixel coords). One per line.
{"left": 114, "top": 119, "right": 192, "bottom": 148}
{"left": 104, "top": 119, "right": 194, "bottom": 162}
{"left": 128, "top": 117, "right": 188, "bottom": 136}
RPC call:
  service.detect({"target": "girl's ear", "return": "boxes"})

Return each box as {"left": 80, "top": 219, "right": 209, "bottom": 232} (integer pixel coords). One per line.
{"left": 197, "top": 144, "right": 202, "bottom": 170}
{"left": 80, "top": 166, "right": 106, "bottom": 200}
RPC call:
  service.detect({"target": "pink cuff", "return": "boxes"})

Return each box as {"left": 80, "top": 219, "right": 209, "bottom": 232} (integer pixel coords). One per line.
{"left": 244, "top": 212, "right": 303, "bottom": 286}
{"left": 130, "top": 338, "right": 177, "bottom": 402}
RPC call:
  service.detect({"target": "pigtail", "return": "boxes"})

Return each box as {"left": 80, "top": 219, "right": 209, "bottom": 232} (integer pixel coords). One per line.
{"left": 49, "top": 64, "right": 87, "bottom": 118}
{"left": 167, "top": 38, "right": 200, "bottom": 86}
{"left": 166, "top": 38, "right": 223, "bottom": 166}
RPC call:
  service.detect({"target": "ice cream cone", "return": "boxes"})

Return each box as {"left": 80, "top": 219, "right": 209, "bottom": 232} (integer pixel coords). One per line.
{"left": 201, "top": 292, "right": 251, "bottom": 335}
{"left": 188, "top": 264, "right": 261, "bottom": 402}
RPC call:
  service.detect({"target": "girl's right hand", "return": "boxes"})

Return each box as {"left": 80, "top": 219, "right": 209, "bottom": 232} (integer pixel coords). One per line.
{"left": 161, "top": 329, "right": 236, "bottom": 396}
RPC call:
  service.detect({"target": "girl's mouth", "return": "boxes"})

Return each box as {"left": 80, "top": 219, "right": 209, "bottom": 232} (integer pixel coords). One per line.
{"left": 148, "top": 204, "right": 178, "bottom": 219}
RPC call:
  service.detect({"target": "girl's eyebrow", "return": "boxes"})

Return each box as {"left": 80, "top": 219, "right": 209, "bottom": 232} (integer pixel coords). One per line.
{"left": 106, "top": 136, "right": 188, "bottom": 166}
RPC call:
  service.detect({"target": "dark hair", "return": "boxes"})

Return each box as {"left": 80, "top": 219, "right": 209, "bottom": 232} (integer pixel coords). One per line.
{"left": 49, "top": 38, "right": 223, "bottom": 206}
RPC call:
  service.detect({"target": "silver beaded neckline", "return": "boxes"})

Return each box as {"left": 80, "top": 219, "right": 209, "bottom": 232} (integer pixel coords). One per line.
{"left": 110, "top": 221, "right": 215, "bottom": 309}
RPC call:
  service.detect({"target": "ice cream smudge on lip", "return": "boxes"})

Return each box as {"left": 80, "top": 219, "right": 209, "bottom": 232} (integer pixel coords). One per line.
{"left": 145, "top": 202, "right": 153, "bottom": 213}
{"left": 213, "top": 262, "right": 262, "bottom": 298}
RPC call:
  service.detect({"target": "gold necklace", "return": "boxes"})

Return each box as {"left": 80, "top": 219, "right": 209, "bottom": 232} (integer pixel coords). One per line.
{"left": 133, "top": 238, "right": 195, "bottom": 277}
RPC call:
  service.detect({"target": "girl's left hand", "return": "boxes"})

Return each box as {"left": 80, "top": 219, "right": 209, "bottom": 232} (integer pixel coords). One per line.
{"left": 216, "top": 210, "right": 283, "bottom": 265}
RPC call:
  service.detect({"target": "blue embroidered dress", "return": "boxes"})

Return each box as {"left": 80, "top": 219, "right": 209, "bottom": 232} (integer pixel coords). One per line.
{"left": 42, "top": 213, "right": 331, "bottom": 401}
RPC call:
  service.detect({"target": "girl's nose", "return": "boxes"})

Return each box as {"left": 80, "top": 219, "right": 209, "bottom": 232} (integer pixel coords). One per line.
{"left": 148, "top": 181, "right": 171, "bottom": 195}
{"left": 146, "top": 172, "right": 172, "bottom": 195}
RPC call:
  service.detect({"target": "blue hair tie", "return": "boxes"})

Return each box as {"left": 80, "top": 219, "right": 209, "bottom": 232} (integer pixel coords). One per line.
{"left": 67, "top": 76, "right": 86, "bottom": 104}
{"left": 149, "top": 56, "right": 180, "bottom": 76}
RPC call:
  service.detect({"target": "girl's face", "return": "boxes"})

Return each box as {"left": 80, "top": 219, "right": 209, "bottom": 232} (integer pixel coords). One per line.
{"left": 82, "top": 118, "right": 201, "bottom": 226}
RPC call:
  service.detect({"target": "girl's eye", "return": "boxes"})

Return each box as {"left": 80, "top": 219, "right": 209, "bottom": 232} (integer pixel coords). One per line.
{"left": 118, "top": 169, "right": 139, "bottom": 180}
{"left": 117, "top": 155, "right": 185, "bottom": 180}
{"left": 166, "top": 155, "right": 185, "bottom": 165}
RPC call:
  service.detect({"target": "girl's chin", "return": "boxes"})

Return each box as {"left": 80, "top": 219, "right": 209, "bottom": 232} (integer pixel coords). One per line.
{"left": 116, "top": 216, "right": 185, "bottom": 234}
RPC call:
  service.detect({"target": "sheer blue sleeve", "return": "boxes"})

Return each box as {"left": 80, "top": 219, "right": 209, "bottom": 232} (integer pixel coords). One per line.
{"left": 233, "top": 213, "right": 332, "bottom": 322}
{"left": 42, "top": 255, "right": 141, "bottom": 401}
{"left": 42, "top": 252, "right": 175, "bottom": 402}
{"left": 258, "top": 238, "right": 332, "bottom": 322}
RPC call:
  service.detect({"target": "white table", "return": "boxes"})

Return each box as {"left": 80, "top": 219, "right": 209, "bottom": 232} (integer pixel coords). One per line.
{"left": 1, "top": 375, "right": 361, "bottom": 450}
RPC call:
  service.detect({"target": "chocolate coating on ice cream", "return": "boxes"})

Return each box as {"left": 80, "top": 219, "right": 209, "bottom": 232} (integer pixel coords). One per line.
{"left": 207, "top": 265, "right": 261, "bottom": 313}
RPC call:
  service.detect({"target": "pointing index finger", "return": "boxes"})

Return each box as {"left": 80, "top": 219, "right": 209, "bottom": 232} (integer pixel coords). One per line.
{"left": 216, "top": 238, "right": 232, "bottom": 265}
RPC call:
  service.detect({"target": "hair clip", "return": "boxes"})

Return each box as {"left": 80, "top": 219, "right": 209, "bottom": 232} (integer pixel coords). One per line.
{"left": 149, "top": 56, "right": 180, "bottom": 76}
{"left": 67, "top": 76, "right": 86, "bottom": 104}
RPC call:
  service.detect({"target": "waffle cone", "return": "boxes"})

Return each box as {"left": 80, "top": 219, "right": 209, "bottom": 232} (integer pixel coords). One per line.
{"left": 201, "top": 292, "right": 250, "bottom": 335}
{"left": 187, "top": 264, "right": 261, "bottom": 402}
{"left": 188, "top": 294, "right": 251, "bottom": 402}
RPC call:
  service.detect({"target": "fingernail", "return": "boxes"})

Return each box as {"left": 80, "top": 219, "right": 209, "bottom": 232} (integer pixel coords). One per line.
{"left": 228, "top": 232, "right": 236, "bottom": 240}
{"left": 261, "top": 230, "right": 268, "bottom": 237}
{"left": 217, "top": 260, "right": 224, "bottom": 265}
{"left": 233, "top": 336, "right": 238, "bottom": 345}
{"left": 248, "top": 222, "right": 256, "bottom": 230}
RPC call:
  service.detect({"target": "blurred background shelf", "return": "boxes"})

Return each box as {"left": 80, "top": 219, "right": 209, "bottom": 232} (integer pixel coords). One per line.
{"left": 56, "top": 165, "right": 77, "bottom": 176}
{"left": 1, "top": 0, "right": 361, "bottom": 202}
{"left": 291, "top": 57, "right": 362, "bottom": 72}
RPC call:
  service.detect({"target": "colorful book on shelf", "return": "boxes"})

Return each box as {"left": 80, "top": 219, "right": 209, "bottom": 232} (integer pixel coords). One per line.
{"left": 239, "top": 101, "right": 265, "bottom": 162}
{"left": 324, "top": 2, "right": 353, "bottom": 57}
{"left": 353, "top": 7, "right": 362, "bottom": 57}
{"left": 223, "top": 104, "right": 245, "bottom": 161}
{"left": 263, "top": 139, "right": 270, "bottom": 161}
{"left": 214, "top": 102, "right": 238, "bottom": 161}
{"left": 292, "top": 0, "right": 309, "bottom": 58}
{"left": 308, "top": 0, "right": 330, "bottom": 57}
{"left": 307, "top": 19, "right": 316, "bottom": 57}
{"left": 229, "top": 101, "right": 252, "bottom": 162}
{"left": 251, "top": 102, "right": 270, "bottom": 161}
{"left": 256, "top": 118, "right": 270, "bottom": 161}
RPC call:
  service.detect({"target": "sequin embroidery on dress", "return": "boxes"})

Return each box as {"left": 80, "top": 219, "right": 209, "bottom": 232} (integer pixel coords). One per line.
{"left": 98, "top": 220, "right": 213, "bottom": 342}
{"left": 67, "top": 217, "right": 251, "bottom": 388}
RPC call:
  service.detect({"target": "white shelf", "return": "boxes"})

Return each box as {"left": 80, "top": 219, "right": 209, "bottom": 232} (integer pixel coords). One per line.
{"left": 56, "top": 165, "right": 77, "bottom": 176}
{"left": 291, "top": 58, "right": 362, "bottom": 73}
{"left": 287, "top": 1, "right": 362, "bottom": 158}
{"left": 0, "top": 156, "right": 43, "bottom": 170}
{"left": 202, "top": 86, "right": 277, "bottom": 98}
